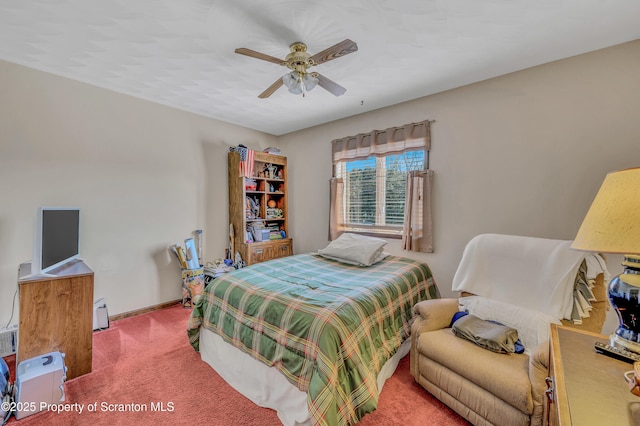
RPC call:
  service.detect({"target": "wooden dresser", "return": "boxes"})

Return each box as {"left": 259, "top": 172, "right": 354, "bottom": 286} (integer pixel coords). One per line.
{"left": 546, "top": 324, "right": 640, "bottom": 425}
{"left": 18, "top": 259, "right": 94, "bottom": 380}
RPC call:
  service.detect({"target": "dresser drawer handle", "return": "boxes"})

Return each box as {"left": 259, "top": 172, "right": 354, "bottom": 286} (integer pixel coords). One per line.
{"left": 256, "top": 249, "right": 263, "bottom": 254}
{"left": 545, "top": 376, "right": 554, "bottom": 402}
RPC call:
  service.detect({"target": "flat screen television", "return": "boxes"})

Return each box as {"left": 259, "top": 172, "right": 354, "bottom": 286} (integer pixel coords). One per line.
{"left": 31, "top": 207, "right": 81, "bottom": 276}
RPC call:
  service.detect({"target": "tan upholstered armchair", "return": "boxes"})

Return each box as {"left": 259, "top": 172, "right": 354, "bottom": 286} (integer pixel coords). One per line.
{"left": 410, "top": 234, "right": 608, "bottom": 426}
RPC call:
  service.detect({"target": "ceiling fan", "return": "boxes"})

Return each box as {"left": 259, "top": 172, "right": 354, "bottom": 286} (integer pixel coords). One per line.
{"left": 235, "top": 39, "right": 358, "bottom": 98}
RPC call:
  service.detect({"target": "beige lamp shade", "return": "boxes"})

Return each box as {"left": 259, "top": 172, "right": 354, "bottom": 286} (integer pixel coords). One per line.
{"left": 572, "top": 167, "right": 640, "bottom": 254}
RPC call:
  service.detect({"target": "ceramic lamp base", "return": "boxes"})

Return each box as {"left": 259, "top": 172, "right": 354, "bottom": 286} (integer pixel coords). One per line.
{"left": 608, "top": 255, "right": 640, "bottom": 353}
{"left": 611, "top": 333, "right": 640, "bottom": 354}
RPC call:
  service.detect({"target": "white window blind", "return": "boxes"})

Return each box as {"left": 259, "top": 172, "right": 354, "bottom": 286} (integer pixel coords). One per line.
{"left": 335, "top": 150, "right": 425, "bottom": 236}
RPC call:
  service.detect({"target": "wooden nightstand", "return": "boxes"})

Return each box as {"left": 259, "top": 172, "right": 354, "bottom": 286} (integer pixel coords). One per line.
{"left": 546, "top": 324, "right": 640, "bottom": 425}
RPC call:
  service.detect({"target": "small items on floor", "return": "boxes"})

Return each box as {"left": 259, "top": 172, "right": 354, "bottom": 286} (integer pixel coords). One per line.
{"left": 170, "top": 231, "right": 205, "bottom": 308}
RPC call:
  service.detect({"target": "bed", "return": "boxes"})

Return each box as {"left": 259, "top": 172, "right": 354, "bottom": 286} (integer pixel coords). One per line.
{"left": 187, "top": 251, "right": 439, "bottom": 425}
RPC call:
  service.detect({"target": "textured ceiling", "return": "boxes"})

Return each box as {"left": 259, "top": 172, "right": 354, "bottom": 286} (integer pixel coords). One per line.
{"left": 1, "top": 0, "right": 639, "bottom": 135}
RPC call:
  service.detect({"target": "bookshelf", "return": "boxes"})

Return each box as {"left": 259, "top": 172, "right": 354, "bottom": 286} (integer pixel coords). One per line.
{"left": 228, "top": 150, "right": 293, "bottom": 265}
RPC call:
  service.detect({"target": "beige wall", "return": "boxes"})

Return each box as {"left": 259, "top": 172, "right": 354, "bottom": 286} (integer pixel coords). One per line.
{"left": 279, "top": 40, "right": 640, "bottom": 333}
{"left": 2, "top": 40, "right": 638, "bottom": 334}
{"left": 0, "top": 59, "right": 277, "bottom": 325}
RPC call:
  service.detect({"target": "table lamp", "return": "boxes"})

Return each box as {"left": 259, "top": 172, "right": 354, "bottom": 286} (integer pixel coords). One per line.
{"left": 572, "top": 167, "right": 640, "bottom": 352}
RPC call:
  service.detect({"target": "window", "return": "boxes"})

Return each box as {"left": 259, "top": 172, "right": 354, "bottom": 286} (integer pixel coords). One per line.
{"left": 329, "top": 120, "right": 433, "bottom": 250}
{"left": 334, "top": 150, "right": 426, "bottom": 237}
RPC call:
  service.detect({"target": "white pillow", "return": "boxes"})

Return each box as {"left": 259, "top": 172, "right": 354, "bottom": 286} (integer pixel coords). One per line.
{"left": 318, "top": 233, "right": 387, "bottom": 266}
{"left": 320, "top": 251, "right": 390, "bottom": 267}
{"left": 458, "top": 296, "right": 561, "bottom": 352}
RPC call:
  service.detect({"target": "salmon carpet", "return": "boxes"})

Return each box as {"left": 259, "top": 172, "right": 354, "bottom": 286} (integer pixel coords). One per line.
{"left": 4, "top": 303, "right": 469, "bottom": 425}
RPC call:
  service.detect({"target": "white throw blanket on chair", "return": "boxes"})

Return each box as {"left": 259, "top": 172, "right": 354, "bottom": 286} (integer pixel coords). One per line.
{"left": 452, "top": 233, "right": 599, "bottom": 320}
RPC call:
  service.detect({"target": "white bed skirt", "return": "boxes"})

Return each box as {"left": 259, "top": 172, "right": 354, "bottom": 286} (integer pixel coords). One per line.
{"left": 199, "top": 327, "right": 410, "bottom": 425}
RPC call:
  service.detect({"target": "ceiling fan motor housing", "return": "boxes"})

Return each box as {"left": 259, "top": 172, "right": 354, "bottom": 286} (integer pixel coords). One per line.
{"left": 286, "top": 42, "right": 314, "bottom": 73}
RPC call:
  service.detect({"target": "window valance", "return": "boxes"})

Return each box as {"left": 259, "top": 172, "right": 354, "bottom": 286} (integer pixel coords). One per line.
{"left": 331, "top": 120, "right": 431, "bottom": 163}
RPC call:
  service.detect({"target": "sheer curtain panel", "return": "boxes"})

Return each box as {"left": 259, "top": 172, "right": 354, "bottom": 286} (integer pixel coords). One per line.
{"left": 329, "top": 177, "right": 344, "bottom": 240}
{"left": 402, "top": 169, "right": 434, "bottom": 253}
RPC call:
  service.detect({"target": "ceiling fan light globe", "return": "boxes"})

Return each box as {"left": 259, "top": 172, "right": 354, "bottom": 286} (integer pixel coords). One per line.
{"left": 283, "top": 71, "right": 311, "bottom": 95}
{"left": 282, "top": 71, "right": 298, "bottom": 91}
{"left": 303, "top": 73, "right": 319, "bottom": 92}
{"left": 289, "top": 86, "right": 303, "bottom": 95}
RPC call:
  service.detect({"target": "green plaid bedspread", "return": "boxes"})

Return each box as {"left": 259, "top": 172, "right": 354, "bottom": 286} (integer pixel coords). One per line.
{"left": 187, "top": 253, "right": 439, "bottom": 425}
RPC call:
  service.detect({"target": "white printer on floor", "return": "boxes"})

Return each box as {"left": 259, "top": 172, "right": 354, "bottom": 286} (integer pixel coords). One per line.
{"left": 14, "top": 351, "right": 67, "bottom": 420}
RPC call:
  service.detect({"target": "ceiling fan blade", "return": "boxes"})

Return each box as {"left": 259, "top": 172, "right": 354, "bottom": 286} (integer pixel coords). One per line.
{"left": 310, "top": 39, "right": 358, "bottom": 65}
{"left": 315, "top": 73, "right": 347, "bottom": 97}
{"left": 235, "top": 48, "right": 285, "bottom": 66}
{"left": 258, "top": 78, "right": 284, "bottom": 98}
